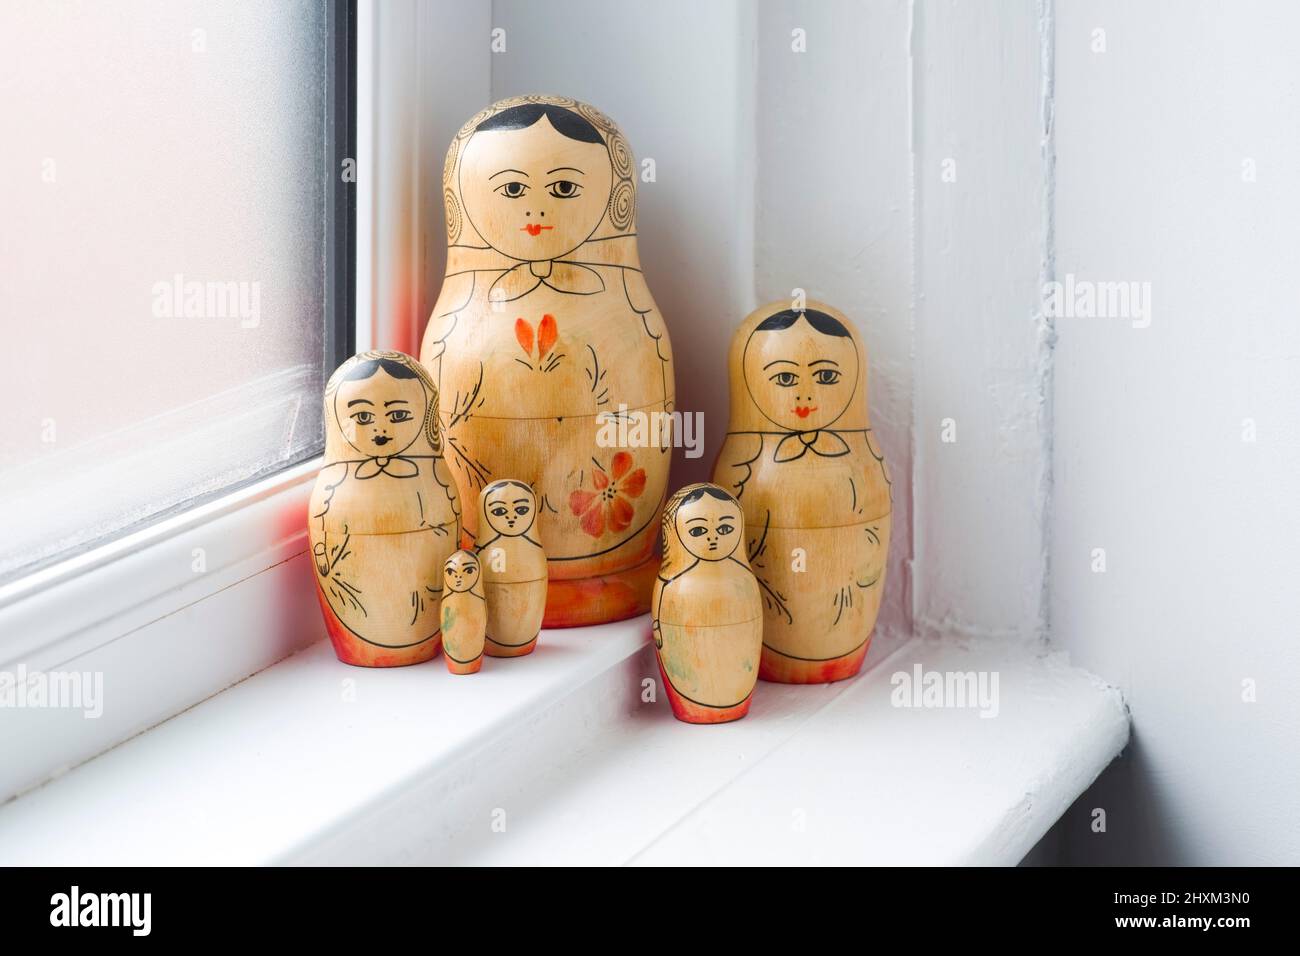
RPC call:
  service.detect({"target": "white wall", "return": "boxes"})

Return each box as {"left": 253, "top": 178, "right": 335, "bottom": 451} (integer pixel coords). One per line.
{"left": 1050, "top": 0, "right": 1300, "bottom": 865}
{"left": 912, "top": 0, "right": 1054, "bottom": 640}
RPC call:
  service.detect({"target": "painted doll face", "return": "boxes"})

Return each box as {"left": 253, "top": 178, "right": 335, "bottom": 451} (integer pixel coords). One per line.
{"left": 742, "top": 321, "right": 859, "bottom": 432}
{"left": 674, "top": 494, "right": 741, "bottom": 562}
{"left": 459, "top": 115, "right": 613, "bottom": 262}
{"left": 334, "top": 367, "right": 426, "bottom": 457}
{"left": 483, "top": 482, "right": 537, "bottom": 537}
{"left": 443, "top": 551, "right": 480, "bottom": 593}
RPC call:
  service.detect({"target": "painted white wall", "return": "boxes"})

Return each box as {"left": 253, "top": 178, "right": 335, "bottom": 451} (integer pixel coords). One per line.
{"left": 912, "top": 0, "right": 1054, "bottom": 641}
{"left": 1050, "top": 0, "right": 1300, "bottom": 865}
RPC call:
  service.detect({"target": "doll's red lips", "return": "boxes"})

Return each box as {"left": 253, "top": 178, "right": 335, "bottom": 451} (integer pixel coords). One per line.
{"left": 794, "top": 406, "right": 817, "bottom": 418}
{"left": 521, "top": 224, "right": 554, "bottom": 236}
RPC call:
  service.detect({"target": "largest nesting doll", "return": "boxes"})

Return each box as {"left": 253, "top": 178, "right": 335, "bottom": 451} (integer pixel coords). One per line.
{"left": 421, "top": 95, "right": 674, "bottom": 628}
{"left": 310, "top": 350, "right": 462, "bottom": 666}
{"left": 712, "top": 301, "right": 891, "bottom": 684}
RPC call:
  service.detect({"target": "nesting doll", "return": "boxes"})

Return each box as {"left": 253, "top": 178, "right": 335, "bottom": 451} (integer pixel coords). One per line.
{"left": 711, "top": 301, "right": 891, "bottom": 684}
{"left": 422, "top": 94, "right": 674, "bottom": 629}
{"left": 309, "top": 350, "right": 462, "bottom": 667}
{"left": 441, "top": 550, "right": 486, "bottom": 674}
{"left": 475, "top": 479, "right": 548, "bottom": 657}
{"left": 652, "top": 484, "right": 763, "bottom": 724}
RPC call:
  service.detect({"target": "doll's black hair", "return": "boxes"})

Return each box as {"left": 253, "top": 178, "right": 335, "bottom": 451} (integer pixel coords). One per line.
{"left": 475, "top": 103, "right": 605, "bottom": 145}
{"left": 484, "top": 479, "right": 534, "bottom": 495}
{"left": 345, "top": 357, "right": 420, "bottom": 381}
{"left": 678, "top": 485, "right": 734, "bottom": 507}
{"left": 754, "top": 308, "right": 852, "bottom": 338}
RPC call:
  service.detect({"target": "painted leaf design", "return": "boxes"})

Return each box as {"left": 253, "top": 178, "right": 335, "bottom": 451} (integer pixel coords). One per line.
{"left": 537, "top": 313, "right": 558, "bottom": 356}
{"left": 514, "top": 318, "right": 534, "bottom": 355}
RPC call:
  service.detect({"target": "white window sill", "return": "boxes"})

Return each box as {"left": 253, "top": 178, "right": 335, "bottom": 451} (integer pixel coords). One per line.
{"left": 0, "top": 619, "right": 1128, "bottom": 866}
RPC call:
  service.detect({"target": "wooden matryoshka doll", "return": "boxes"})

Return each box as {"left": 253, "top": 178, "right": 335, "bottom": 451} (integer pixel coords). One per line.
{"left": 422, "top": 94, "right": 674, "bottom": 629}
{"left": 475, "top": 479, "right": 547, "bottom": 657}
{"left": 711, "top": 301, "right": 891, "bottom": 684}
{"left": 309, "top": 350, "right": 462, "bottom": 667}
{"left": 652, "top": 483, "right": 763, "bottom": 724}
{"left": 441, "top": 550, "right": 486, "bottom": 674}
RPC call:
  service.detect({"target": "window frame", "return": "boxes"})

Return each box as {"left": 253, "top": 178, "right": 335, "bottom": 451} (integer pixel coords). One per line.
{"left": 0, "top": 0, "right": 359, "bottom": 802}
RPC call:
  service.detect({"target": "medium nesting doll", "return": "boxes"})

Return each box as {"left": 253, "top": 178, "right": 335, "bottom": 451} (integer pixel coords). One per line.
{"left": 711, "top": 301, "right": 891, "bottom": 684}
{"left": 652, "top": 484, "right": 763, "bottom": 724}
{"left": 441, "top": 550, "right": 486, "bottom": 674}
{"left": 309, "top": 350, "right": 462, "bottom": 667}
{"left": 475, "top": 479, "right": 547, "bottom": 657}
{"left": 422, "top": 94, "right": 674, "bottom": 629}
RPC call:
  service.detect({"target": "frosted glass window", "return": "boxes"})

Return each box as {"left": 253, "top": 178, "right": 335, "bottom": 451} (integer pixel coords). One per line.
{"left": 0, "top": 1, "right": 351, "bottom": 581}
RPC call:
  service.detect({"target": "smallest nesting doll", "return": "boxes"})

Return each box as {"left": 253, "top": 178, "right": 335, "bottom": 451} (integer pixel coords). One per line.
{"left": 476, "top": 479, "right": 548, "bottom": 657}
{"left": 652, "top": 483, "right": 763, "bottom": 724}
{"left": 441, "top": 550, "right": 486, "bottom": 674}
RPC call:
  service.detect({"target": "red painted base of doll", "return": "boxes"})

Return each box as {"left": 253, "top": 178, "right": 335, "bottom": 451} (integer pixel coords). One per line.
{"left": 445, "top": 653, "right": 483, "bottom": 674}
{"left": 656, "top": 658, "right": 754, "bottom": 725}
{"left": 316, "top": 587, "right": 443, "bottom": 667}
{"left": 758, "top": 635, "right": 872, "bottom": 685}
{"left": 485, "top": 635, "right": 538, "bottom": 658}
{"left": 542, "top": 554, "right": 658, "bottom": 628}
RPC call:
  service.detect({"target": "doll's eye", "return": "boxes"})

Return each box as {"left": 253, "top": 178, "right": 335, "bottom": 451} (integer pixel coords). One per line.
{"left": 769, "top": 371, "right": 798, "bottom": 387}
{"left": 491, "top": 506, "right": 508, "bottom": 517}
{"left": 515, "top": 505, "right": 530, "bottom": 516}
{"left": 496, "top": 181, "right": 529, "bottom": 199}
{"left": 466, "top": 566, "right": 475, "bottom": 574}
{"left": 387, "top": 409, "right": 413, "bottom": 423}
{"left": 688, "top": 526, "right": 709, "bottom": 537}
{"left": 716, "top": 523, "right": 735, "bottom": 535}
{"left": 352, "top": 411, "right": 374, "bottom": 425}
{"left": 548, "top": 180, "right": 581, "bottom": 199}
{"left": 813, "top": 369, "right": 842, "bottom": 385}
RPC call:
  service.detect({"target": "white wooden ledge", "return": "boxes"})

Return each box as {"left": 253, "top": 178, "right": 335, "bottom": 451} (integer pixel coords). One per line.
{"left": 0, "top": 619, "right": 1128, "bottom": 866}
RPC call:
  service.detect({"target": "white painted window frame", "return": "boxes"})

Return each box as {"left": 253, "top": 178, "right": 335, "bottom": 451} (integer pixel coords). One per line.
{"left": 0, "top": 3, "right": 384, "bottom": 803}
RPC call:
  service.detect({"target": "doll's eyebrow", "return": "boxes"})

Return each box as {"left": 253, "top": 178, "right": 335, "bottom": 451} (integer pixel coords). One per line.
{"left": 687, "top": 517, "right": 708, "bottom": 524}
{"left": 809, "top": 359, "right": 840, "bottom": 366}
{"left": 384, "top": 399, "right": 409, "bottom": 405}
{"left": 490, "top": 168, "right": 528, "bottom": 180}
{"left": 512, "top": 499, "right": 531, "bottom": 505}
{"left": 547, "top": 166, "right": 584, "bottom": 175}
{"left": 347, "top": 399, "right": 373, "bottom": 407}
{"left": 762, "top": 359, "right": 797, "bottom": 369}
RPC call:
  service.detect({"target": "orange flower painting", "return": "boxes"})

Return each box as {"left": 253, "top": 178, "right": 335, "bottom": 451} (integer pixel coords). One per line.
{"left": 569, "top": 451, "right": 647, "bottom": 538}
